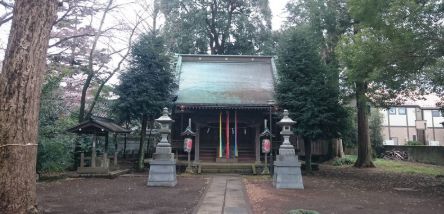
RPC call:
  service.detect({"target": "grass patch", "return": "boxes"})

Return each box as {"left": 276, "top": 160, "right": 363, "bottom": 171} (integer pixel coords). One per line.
{"left": 373, "top": 159, "right": 444, "bottom": 177}
{"left": 333, "top": 155, "right": 444, "bottom": 176}
{"left": 287, "top": 209, "right": 319, "bottom": 214}
{"left": 332, "top": 155, "right": 356, "bottom": 166}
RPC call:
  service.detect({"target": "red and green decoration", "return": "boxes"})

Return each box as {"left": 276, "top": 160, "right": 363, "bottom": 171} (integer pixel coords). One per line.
{"left": 218, "top": 111, "right": 239, "bottom": 158}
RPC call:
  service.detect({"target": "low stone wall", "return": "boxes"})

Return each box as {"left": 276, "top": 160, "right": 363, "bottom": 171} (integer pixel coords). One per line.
{"left": 383, "top": 145, "right": 444, "bottom": 166}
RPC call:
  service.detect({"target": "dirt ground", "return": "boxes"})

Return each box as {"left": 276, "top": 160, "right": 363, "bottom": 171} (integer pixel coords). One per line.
{"left": 37, "top": 174, "right": 209, "bottom": 214}
{"left": 245, "top": 165, "right": 444, "bottom": 214}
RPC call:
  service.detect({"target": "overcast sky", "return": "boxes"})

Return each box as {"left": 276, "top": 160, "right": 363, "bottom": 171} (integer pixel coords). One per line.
{"left": 270, "top": 0, "right": 289, "bottom": 30}
{"left": 0, "top": 1, "right": 289, "bottom": 61}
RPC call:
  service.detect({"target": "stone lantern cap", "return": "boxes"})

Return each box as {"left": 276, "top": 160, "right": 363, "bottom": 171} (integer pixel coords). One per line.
{"left": 155, "top": 107, "right": 174, "bottom": 124}
{"left": 277, "top": 110, "right": 296, "bottom": 126}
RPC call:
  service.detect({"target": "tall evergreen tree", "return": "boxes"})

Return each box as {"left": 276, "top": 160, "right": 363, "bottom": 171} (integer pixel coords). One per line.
{"left": 113, "top": 33, "right": 176, "bottom": 170}
{"left": 336, "top": 0, "right": 443, "bottom": 167}
{"left": 276, "top": 28, "right": 348, "bottom": 172}
{"left": 284, "top": 0, "right": 353, "bottom": 157}
{"left": 285, "top": 0, "right": 350, "bottom": 67}
{"left": 160, "top": 0, "right": 273, "bottom": 55}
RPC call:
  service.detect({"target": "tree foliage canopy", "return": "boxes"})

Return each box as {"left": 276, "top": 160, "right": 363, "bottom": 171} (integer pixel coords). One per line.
{"left": 285, "top": 0, "right": 350, "bottom": 66}
{"left": 276, "top": 28, "right": 348, "bottom": 141}
{"left": 113, "top": 33, "right": 176, "bottom": 122}
{"left": 337, "top": 0, "right": 444, "bottom": 106}
{"left": 333, "top": 0, "right": 444, "bottom": 166}
{"left": 160, "top": 0, "right": 273, "bottom": 55}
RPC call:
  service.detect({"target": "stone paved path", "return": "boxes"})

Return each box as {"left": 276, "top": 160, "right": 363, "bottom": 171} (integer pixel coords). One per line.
{"left": 195, "top": 175, "right": 252, "bottom": 214}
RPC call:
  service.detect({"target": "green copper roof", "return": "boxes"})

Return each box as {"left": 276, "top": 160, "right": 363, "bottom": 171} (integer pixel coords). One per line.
{"left": 175, "top": 55, "right": 276, "bottom": 106}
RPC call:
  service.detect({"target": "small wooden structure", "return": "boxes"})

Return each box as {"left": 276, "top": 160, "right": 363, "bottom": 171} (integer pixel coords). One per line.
{"left": 67, "top": 116, "right": 131, "bottom": 175}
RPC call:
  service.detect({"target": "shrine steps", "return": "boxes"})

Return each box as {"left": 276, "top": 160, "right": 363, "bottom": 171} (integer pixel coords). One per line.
{"left": 197, "top": 162, "right": 261, "bottom": 175}
{"left": 199, "top": 146, "right": 256, "bottom": 162}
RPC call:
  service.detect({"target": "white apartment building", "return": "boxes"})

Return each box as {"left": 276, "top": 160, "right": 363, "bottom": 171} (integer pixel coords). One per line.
{"left": 380, "top": 106, "right": 444, "bottom": 146}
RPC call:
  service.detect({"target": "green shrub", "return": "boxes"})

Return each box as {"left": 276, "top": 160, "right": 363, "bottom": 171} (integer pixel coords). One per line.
{"left": 406, "top": 140, "right": 422, "bottom": 146}
{"left": 37, "top": 115, "right": 77, "bottom": 173}
{"left": 288, "top": 209, "right": 320, "bottom": 214}
{"left": 37, "top": 70, "right": 78, "bottom": 173}
{"left": 37, "top": 134, "right": 76, "bottom": 173}
{"left": 332, "top": 156, "right": 356, "bottom": 166}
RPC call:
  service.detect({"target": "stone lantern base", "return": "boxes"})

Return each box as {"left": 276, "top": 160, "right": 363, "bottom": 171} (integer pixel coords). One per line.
{"left": 147, "top": 107, "right": 177, "bottom": 187}
{"left": 147, "top": 159, "right": 177, "bottom": 187}
{"left": 273, "top": 148, "right": 304, "bottom": 189}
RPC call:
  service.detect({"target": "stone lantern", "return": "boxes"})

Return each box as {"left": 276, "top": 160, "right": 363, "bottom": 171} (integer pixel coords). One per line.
{"left": 147, "top": 107, "right": 177, "bottom": 187}
{"left": 273, "top": 109, "right": 304, "bottom": 189}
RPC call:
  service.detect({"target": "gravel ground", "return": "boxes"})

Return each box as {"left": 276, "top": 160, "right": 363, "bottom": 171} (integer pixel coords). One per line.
{"left": 245, "top": 165, "right": 444, "bottom": 214}
{"left": 37, "top": 174, "right": 209, "bottom": 214}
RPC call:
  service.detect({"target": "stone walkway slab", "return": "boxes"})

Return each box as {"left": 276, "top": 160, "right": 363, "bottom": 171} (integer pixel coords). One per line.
{"left": 196, "top": 176, "right": 251, "bottom": 214}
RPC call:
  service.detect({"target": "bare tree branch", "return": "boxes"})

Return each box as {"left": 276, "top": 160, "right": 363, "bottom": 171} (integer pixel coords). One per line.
{"left": 79, "top": 0, "right": 114, "bottom": 122}
{"left": 48, "top": 33, "right": 95, "bottom": 48}
{"left": 85, "top": 14, "right": 145, "bottom": 118}
{"left": 47, "top": 47, "right": 70, "bottom": 58}
{"left": 0, "top": 12, "right": 12, "bottom": 27}
{"left": 53, "top": 3, "right": 73, "bottom": 25}
{"left": 0, "top": 0, "right": 13, "bottom": 8}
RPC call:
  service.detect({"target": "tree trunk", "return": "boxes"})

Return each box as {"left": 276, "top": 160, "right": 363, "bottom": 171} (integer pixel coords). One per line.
{"left": 0, "top": 1, "right": 57, "bottom": 213}
{"left": 146, "top": 118, "right": 155, "bottom": 158}
{"left": 78, "top": 0, "right": 113, "bottom": 123}
{"left": 137, "top": 114, "right": 148, "bottom": 171}
{"left": 354, "top": 82, "right": 375, "bottom": 167}
{"left": 332, "top": 138, "right": 345, "bottom": 159}
{"left": 338, "top": 138, "right": 345, "bottom": 158}
{"left": 303, "top": 137, "right": 312, "bottom": 173}
{"left": 123, "top": 123, "right": 129, "bottom": 159}
{"left": 78, "top": 73, "right": 93, "bottom": 122}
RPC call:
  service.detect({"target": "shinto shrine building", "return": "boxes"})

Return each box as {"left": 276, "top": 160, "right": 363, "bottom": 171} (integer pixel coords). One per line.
{"left": 172, "top": 54, "right": 278, "bottom": 165}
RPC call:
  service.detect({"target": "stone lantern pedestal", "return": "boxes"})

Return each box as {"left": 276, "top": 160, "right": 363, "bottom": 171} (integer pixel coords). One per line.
{"left": 147, "top": 108, "right": 177, "bottom": 187}
{"left": 273, "top": 110, "right": 304, "bottom": 189}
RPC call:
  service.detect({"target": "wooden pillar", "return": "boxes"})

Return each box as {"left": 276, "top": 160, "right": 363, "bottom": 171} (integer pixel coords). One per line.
{"left": 80, "top": 152, "right": 85, "bottom": 168}
{"left": 104, "top": 132, "right": 109, "bottom": 153}
{"left": 194, "top": 124, "right": 200, "bottom": 164}
{"left": 103, "top": 153, "right": 108, "bottom": 168}
{"left": 269, "top": 106, "right": 273, "bottom": 154}
{"left": 113, "top": 133, "right": 117, "bottom": 151}
{"left": 91, "top": 135, "right": 96, "bottom": 168}
{"left": 255, "top": 125, "right": 260, "bottom": 164}
{"left": 114, "top": 152, "right": 118, "bottom": 166}
{"left": 123, "top": 134, "right": 127, "bottom": 159}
